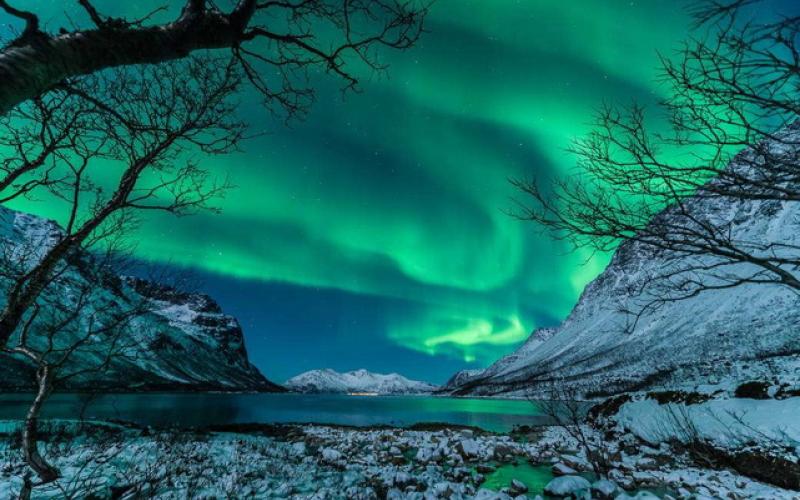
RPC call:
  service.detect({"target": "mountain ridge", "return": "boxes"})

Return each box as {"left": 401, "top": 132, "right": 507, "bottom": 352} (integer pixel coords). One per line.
{"left": 446, "top": 129, "right": 800, "bottom": 398}
{"left": 0, "top": 206, "right": 284, "bottom": 393}
{"left": 285, "top": 368, "right": 437, "bottom": 394}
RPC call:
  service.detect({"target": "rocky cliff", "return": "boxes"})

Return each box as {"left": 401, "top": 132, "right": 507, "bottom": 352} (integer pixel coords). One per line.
{"left": 0, "top": 206, "right": 283, "bottom": 392}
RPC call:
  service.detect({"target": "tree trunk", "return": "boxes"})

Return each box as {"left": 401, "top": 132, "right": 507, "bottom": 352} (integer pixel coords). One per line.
{"left": 0, "top": 1, "right": 255, "bottom": 115}
{"left": 18, "top": 364, "right": 59, "bottom": 500}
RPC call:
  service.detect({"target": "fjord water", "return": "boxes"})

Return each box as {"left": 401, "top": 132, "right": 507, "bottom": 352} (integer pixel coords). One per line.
{"left": 0, "top": 394, "right": 547, "bottom": 432}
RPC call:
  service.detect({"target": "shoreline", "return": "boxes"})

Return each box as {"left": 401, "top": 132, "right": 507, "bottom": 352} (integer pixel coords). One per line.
{"left": 1, "top": 417, "right": 796, "bottom": 499}
{"left": 0, "top": 390, "right": 529, "bottom": 400}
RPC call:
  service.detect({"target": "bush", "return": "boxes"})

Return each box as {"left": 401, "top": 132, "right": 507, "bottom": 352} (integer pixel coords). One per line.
{"left": 734, "top": 381, "right": 771, "bottom": 400}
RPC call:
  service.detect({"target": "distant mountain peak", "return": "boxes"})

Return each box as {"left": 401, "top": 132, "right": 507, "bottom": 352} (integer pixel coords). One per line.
{"left": 285, "top": 368, "right": 437, "bottom": 394}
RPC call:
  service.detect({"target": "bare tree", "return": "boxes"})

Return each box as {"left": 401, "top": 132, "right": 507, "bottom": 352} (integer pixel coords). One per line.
{"left": 0, "top": 1, "right": 428, "bottom": 496}
{"left": 0, "top": 0, "right": 429, "bottom": 116}
{"left": 0, "top": 56, "right": 244, "bottom": 347}
{"left": 533, "top": 384, "right": 612, "bottom": 477}
{"left": 0, "top": 57, "right": 246, "bottom": 497}
{"left": 3, "top": 250, "right": 150, "bottom": 499}
{"left": 512, "top": 0, "right": 800, "bottom": 324}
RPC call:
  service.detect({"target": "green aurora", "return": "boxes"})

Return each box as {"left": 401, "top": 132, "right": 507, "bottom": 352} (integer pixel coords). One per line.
{"left": 1, "top": 1, "right": 693, "bottom": 379}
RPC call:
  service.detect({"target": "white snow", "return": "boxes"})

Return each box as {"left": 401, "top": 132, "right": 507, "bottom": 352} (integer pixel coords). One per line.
{"left": 1, "top": 419, "right": 797, "bottom": 499}
{"left": 614, "top": 396, "right": 800, "bottom": 448}
{"left": 0, "top": 205, "right": 272, "bottom": 391}
{"left": 544, "top": 475, "right": 591, "bottom": 496}
{"left": 447, "top": 132, "right": 800, "bottom": 398}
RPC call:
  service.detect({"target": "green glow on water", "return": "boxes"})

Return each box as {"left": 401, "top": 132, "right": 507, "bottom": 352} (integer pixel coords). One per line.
{"left": 482, "top": 461, "right": 558, "bottom": 496}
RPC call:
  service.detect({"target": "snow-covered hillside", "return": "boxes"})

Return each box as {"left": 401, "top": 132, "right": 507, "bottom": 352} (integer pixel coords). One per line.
{"left": 286, "top": 369, "right": 437, "bottom": 394}
{"left": 0, "top": 206, "right": 282, "bottom": 392}
{"left": 448, "top": 130, "right": 800, "bottom": 398}
{"left": 441, "top": 369, "right": 485, "bottom": 392}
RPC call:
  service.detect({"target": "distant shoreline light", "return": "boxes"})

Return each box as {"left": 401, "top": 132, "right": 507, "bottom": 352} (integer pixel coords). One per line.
{"left": 347, "top": 392, "right": 379, "bottom": 397}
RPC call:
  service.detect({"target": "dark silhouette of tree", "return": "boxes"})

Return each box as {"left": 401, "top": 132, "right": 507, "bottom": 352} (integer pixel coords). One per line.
{"left": 512, "top": 0, "right": 800, "bottom": 324}
{"left": 1, "top": 242, "right": 151, "bottom": 499}
{"left": 0, "top": 0, "right": 429, "bottom": 116}
{"left": 0, "top": 57, "right": 246, "bottom": 496}
{"left": 0, "top": 2, "right": 429, "bottom": 496}
{"left": 0, "top": 58, "right": 243, "bottom": 348}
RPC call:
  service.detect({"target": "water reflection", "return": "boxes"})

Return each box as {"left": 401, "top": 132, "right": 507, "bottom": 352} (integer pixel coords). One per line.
{"left": 0, "top": 393, "right": 548, "bottom": 432}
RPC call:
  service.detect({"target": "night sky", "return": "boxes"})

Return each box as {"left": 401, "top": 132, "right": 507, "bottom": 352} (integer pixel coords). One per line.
{"left": 4, "top": 1, "right": 785, "bottom": 384}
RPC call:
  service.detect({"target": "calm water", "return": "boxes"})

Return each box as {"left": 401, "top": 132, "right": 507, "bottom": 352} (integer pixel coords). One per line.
{"left": 0, "top": 393, "right": 548, "bottom": 432}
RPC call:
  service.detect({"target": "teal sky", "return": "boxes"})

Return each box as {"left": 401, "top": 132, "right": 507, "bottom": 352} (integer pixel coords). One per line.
{"left": 2, "top": 1, "right": 694, "bottom": 382}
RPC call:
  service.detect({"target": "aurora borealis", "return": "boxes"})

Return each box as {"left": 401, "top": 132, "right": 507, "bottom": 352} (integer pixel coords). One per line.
{"left": 0, "top": 1, "right": 728, "bottom": 382}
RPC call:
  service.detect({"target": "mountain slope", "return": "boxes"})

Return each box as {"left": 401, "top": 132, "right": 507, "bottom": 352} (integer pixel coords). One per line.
{"left": 449, "top": 131, "right": 800, "bottom": 398}
{"left": 441, "top": 369, "right": 484, "bottom": 392}
{"left": 0, "top": 206, "right": 283, "bottom": 392}
{"left": 286, "top": 369, "right": 437, "bottom": 394}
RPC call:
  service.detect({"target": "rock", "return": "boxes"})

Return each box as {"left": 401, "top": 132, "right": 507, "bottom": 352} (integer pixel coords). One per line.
{"left": 634, "top": 457, "right": 659, "bottom": 471}
{"left": 474, "top": 489, "right": 513, "bottom": 499}
{"left": 456, "top": 439, "right": 481, "bottom": 459}
{"left": 544, "top": 475, "right": 591, "bottom": 497}
{"left": 274, "top": 483, "right": 293, "bottom": 496}
{"left": 450, "top": 467, "right": 471, "bottom": 482}
{"left": 591, "top": 479, "right": 619, "bottom": 499}
{"left": 509, "top": 478, "right": 528, "bottom": 494}
{"left": 393, "top": 472, "right": 413, "bottom": 488}
{"left": 432, "top": 481, "right": 453, "bottom": 496}
{"left": 386, "top": 488, "right": 404, "bottom": 500}
{"left": 476, "top": 464, "right": 496, "bottom": 474}
{"left": 494, "top": 443, "right": 515, "bottom": 459}
{"left": 320, "top": 448, "right": 342, "bottom": 462}
{"left": 614, "top": 492, "right": 660, "bottom": 500}
{"left": 290, "top": 442, "right": 307, "bottom": 457}
{"left": 415, "top": 447, "right": 434, "bottom": 463}
{"left": 552, "top": 462, "right": 578, "bottom": 476}
{"left": 460, "top": 429, "right": 475, "bottom": 439}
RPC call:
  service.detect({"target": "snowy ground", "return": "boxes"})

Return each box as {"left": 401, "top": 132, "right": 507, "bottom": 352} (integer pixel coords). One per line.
{"left": 0, "top": 415, "right": 797, "bottom": 499}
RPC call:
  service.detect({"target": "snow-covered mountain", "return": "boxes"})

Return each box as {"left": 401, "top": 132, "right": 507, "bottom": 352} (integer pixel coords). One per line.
{"left": 448, "top": 129, "right": 800, "bottom": 398}
{"left": 286, "top": 369, "right": 437, "bottom": 394}
{"left": 441, "top": 369, "right": 485, "bottom": 391}
{"left": 0, "top": 206, "right": 283, "bottom": 392}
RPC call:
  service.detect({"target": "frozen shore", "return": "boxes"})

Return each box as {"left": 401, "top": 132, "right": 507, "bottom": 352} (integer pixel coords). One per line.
{"left": 0, "top": 417, "right": 796, "bottom": 499}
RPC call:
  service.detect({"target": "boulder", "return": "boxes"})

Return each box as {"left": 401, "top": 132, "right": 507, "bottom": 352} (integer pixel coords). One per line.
{"left": 474, "top": 489, "right": 513, "bottom": 500}
{"left": 320, "top": 448, "right": 342, "bottom": 462}
{"left": 509, "top": 479, "right": 528, "bottom": 495}
{"left": 544, "top": 475, "right": 591, "bottom": 497}
{"left": 456, "top": 439, "right": 481, "bottom": 459}
{"left": 591, "top": 479, "right": 619, "bottom": 499}
{"left": 552, "top": 462, "right": 578, "bottom": 476}
{"left": 614, "top": 492, "right": 660, "bottom": 500}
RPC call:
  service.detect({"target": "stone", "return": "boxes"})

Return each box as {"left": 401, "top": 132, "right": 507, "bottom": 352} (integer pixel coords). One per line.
{"left": 474, "top": 489, "right": 513, "bottom": 499}
{"left": 591, "top": 479, "right": 619, "bottom": 499}
{"left": 456, "top": 439, "right": 481, "bottom": 459}
{"left": 509, "top": 478, "right": 528, "bottom": 494}
{"left": 552, "top": 462, "right": 578, "bottom": 476}
{"left": 544, "top": 475, "right": 591, "bottom": 497}
{"left": 494, "top": 443, "right": 515, "bottom": 459}
{"left": 320, "top": 448, "right": 342, "bottom": 462}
